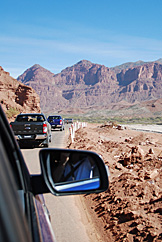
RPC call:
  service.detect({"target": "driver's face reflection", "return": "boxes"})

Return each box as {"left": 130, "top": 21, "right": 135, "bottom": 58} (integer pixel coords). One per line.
{"left": 50, "top": 152, "right": 98, "bottom": 183}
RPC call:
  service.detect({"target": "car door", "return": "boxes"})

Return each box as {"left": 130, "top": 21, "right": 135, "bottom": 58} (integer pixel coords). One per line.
{"left": 0, "top": 105, "right": 56, "bottom": 242}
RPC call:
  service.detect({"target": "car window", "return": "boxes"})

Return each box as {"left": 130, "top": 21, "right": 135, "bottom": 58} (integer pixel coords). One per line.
{"left": 0, "top": 106, "right": 49, "bottom": 242}
{"left": 48, "top": 116, "right": 61, "bottom": 119}
{"left": 0, "top": 136, "right": 32, "bottom": 242}
{"left": 1, "top": 121, "right": 22, "bottom": 190}
{"left": 0, "top": 109, "right": 30, "bottom": 209}
{"left": 16, "top": 115, "right": 45, "bottom": 122}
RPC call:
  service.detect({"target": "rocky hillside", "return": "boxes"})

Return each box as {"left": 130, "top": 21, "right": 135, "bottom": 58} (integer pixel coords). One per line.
{"left": 17, "top": 60, "right": 162, "bottom": 116}
{"left": 0, "top": 66, "right": 41, "bottom": 120}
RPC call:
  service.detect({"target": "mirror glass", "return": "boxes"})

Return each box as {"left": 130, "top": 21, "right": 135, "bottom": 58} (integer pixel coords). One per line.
{"left": 41, "top": 150, "right": 100, "bottom": 192}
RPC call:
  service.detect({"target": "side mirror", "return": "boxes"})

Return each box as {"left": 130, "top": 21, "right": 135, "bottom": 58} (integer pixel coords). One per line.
{"left": 39, "top": 149, "right": 109, "bottom": 195}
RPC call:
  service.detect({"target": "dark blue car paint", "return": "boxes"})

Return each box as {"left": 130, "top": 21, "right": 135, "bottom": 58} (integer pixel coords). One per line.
{"left": 47, "top": 115, "right": 65, "bottom": 131}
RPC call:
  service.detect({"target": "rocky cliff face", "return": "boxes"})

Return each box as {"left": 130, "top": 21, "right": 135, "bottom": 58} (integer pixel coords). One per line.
{"left": 116, "top": 62, "right": 162, "bottom": 103}
{"left": 0, "top": 66, "right": 41, "bottom": 119}
{"left": 17, "top": 60, "right": 162, "bottom": 113}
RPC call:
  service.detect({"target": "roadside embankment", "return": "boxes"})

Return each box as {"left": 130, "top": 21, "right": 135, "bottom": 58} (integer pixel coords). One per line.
{"left": 67, "top": 123, "right": 162, "bottom": 242}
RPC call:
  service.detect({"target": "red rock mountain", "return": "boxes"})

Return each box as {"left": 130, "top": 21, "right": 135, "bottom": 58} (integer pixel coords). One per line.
{"left": 17, "top": 60, "right": 162, "bottom": 114}
{"left": 0, "top": 66, "right": 41, "bottom": 119}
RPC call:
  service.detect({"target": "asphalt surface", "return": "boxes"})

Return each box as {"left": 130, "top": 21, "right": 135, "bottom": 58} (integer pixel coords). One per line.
{"left": 122, "top": 124, "right": 162, "bottom": 134}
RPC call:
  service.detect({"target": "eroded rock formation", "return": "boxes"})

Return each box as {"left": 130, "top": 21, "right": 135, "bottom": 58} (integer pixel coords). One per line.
{"left": 0, "top": 66, "right": 41, "bottom": 120}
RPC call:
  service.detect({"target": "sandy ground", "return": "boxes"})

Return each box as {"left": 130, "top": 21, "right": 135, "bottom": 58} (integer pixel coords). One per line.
{"left": 67, "top": 123, "right": 162, "bottom": 242}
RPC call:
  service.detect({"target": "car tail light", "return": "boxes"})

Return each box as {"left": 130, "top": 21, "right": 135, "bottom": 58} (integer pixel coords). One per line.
{"left": 60, "top": 119, "right": 62, "bottom": 125}
{"left": 43, "top": 123, "right": 47, "bottom": 133}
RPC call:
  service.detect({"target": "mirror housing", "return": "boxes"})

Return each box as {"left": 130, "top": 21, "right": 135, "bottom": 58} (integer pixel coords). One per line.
{"left": 38, "top": 148, "right": 109, "bottom": 196}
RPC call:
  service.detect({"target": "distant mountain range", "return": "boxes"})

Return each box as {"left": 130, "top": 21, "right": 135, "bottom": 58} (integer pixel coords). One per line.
{"left": 16, "top": 59, "right": 162, "bottom": 117}
{"left": 1, "top": 59, "right": 162, "bottom": 120}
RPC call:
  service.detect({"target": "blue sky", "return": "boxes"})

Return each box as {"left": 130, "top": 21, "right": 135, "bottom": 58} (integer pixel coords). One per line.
{"left": 0, "top": 0, "right": 162, "bottom": 78}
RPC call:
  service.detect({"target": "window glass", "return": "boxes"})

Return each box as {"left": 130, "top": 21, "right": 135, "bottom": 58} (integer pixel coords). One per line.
{"left": 1, "top": 118, "right": 22, "bottom": 190}
{"left": 16, "top": 115, "right": 45, "bottom": 122}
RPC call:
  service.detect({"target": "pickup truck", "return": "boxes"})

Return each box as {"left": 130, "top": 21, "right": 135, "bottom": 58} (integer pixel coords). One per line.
{"left": 10, "top": 113, "right": 52, "bottom": 147}
{"left": 64, "top": 118, "right": 73, "bottom": 124}
{"left": 47, "top": 115, "right": 65, "bottom": 131}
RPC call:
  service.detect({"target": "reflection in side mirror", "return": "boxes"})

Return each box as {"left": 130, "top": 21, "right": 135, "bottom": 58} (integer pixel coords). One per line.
{"left": 39, "top": 149, "right": 109, "bottom": 195}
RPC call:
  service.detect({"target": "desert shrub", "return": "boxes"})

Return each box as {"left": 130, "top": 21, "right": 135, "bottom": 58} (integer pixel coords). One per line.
{"left": 6, "top": 107, "right": 19, "bottom": 119}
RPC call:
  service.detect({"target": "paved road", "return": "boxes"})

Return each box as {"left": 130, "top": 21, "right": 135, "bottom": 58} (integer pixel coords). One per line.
{"left": 122, "top": 124, "right": 162, "bottom": 134}
{"left": 21, "top": 124, "right": 99, "bottom": 242}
